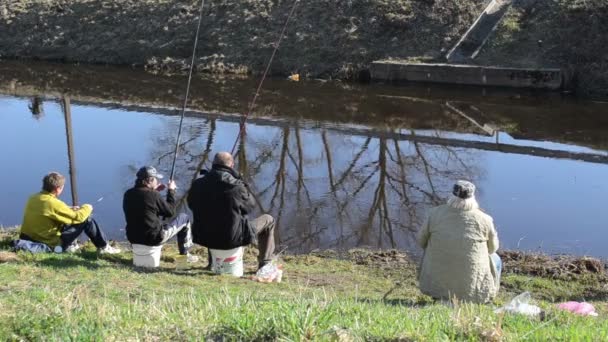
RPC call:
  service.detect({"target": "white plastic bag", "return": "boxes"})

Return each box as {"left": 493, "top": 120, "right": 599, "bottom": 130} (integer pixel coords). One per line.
{"left": 252, "top": 261, "right": 283, "bottom": 283}
{"left": 495, "top": 292, "right": 542, "bottom": 316}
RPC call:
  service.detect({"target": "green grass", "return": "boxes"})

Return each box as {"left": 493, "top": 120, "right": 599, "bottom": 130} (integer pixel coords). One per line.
{"left": 0, "top": 233, "right": 607, "bottom": 340}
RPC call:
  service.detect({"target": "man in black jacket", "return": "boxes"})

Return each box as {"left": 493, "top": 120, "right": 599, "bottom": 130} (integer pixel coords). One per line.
{"left": 187, "top": 152, "right": 275, "bottom": 269}
{"left": 123, "top": 166, "right": 198, "bottom": 262}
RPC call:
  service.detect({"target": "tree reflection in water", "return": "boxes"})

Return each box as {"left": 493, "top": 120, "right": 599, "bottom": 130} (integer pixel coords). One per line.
{"left": 152, "top": 118, "right": 479, "bottom": 254}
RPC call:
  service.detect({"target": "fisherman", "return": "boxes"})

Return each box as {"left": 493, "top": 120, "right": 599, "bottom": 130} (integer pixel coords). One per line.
{"left": 417, "top": 180, "right": 501, "bottom": 303}
{"left": 123, "top": 166, "right": 198, "bottom": 262}
{"left": 187, "top": 152, "right": 276, "bottom": 270}
{"left": 19, "top": 172, "right": 121, "bottom": 254}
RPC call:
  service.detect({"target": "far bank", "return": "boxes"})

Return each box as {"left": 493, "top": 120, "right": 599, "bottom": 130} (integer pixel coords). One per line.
{"left": 1, "top": 0, "right": 607, "bottom": 97}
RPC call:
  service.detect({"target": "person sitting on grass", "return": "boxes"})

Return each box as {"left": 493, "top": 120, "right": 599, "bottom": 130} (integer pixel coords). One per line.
{"left": 123, "top": 166, "right": 198, "bottom": 263}
{"left": 417, "top": 180, "right": 501, "bottom": 304}
{"left": 19, "top": 172, "right": 121, "bottom": 254}
{"left": 187, "top": 152, "right": 276, "bottom": 270}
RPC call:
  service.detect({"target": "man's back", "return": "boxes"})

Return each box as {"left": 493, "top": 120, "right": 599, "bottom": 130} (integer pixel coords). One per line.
{"left": 188, "top": 165, "right": 255, "bottom": 249}
{"left": 21, "top": 192, "right": 92, "bottom": 246}
{"left": 123, "top": 186, "right": 174, "bottom": 246}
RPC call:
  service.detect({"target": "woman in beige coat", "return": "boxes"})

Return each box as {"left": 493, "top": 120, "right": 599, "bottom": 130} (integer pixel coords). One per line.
{"left": 417, "top": 180, "right": 501, "bottom": 303}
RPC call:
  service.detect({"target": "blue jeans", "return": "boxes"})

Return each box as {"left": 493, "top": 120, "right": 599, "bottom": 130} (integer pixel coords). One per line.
{"left": 61, "top": 218, "right": 109, "bottom": 249}
{"left": 491, "top": 253, "right": 502, "bottom": 283}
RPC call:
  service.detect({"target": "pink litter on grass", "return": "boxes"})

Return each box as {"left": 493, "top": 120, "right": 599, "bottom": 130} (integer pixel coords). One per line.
{"left": 557, "top": 302, "right": 598, "bottom": 316}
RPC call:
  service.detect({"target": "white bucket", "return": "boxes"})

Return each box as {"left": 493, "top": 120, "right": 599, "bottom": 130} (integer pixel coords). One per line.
{"left": 132, "top": 244, "right": 162, "bottom": 268}
{"left": 210, "top": 247, "right": 244, "bottom": 277}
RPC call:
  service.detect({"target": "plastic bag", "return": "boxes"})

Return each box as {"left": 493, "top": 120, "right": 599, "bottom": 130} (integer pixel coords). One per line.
{"left": 557, "top": 302, "right": 598, "bottom": 316}
{"left": 12, "top": 239, "right": 52, "bottom": 253}
{"left": 251, "top": 261, "right": 283, "bottom": 283}
{"left": 495, "top": 292, "right": 542, "bottom": 316}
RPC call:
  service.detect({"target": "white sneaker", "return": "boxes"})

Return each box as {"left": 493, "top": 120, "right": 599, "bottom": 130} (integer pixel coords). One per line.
{"left": 98, "top": 244, "right": 121, "bottom": 254}
{"left": 65, "top": 243, "right": 81, "bottom": 253}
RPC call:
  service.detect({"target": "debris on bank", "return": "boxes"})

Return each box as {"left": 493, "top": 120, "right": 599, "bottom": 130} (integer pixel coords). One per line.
{"left": 499, "top": 250, "right": 605, "bottom": 279}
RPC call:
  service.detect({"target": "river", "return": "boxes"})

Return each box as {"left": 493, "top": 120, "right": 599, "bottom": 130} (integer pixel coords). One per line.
{"left": 1, "top": 61, "right": 607, "bottom": 257}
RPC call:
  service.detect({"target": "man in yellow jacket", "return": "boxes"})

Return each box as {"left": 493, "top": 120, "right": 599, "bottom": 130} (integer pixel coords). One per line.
{"left": 19, "top": 172, "right": 120, "bottom": 254}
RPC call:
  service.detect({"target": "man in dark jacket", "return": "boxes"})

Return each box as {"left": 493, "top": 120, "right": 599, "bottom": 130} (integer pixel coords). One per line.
{"left": 123, "top": 166, "right": 198, "bottom": 262}
{"left": 187, "top": 152, "right": 275, "bottom": 269}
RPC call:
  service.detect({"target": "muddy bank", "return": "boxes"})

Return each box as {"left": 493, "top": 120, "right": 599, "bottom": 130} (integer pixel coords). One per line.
{"left": 2, "top": 1, "right": 607, "bottom": 96}
{"left": 2, "top": 224, "right": 605, "bottom": 282}
{"left": 0, "top": 0, "right": 482, "bottom": 79}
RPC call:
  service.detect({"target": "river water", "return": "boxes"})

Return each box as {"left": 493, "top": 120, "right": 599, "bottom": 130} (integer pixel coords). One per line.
{"left": 1, "top": 61, "right": 607, "bottom": 257}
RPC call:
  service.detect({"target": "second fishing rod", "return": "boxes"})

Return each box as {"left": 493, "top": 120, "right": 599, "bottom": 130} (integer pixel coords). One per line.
{"left": 169, "top": 0, "right": 300, "bottom": 214}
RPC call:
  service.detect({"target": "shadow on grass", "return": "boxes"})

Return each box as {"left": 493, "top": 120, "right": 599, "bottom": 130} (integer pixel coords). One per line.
{"left": 355, "top": 297, "right": 434, "bottom": 308}
{"left": 32, "top": 249, "right": 133, "bottom": 270}
{"left": 35, "top": 255, "right": 106, "bottom": 270}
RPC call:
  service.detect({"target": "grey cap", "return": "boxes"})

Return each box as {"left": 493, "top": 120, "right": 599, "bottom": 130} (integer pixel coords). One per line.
{"left": 136, "top": 166, "right": 164, "bottom": 180}
{"left": 452, "top": 180, "right": 475, "bottom": 199}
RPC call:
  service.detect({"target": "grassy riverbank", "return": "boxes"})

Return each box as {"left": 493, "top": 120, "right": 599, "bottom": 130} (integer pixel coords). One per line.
{"left": 1, "top": 231, "right": 607, "bottom": 340}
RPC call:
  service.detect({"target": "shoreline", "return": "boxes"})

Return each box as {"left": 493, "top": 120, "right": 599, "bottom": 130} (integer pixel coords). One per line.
{"left": 2, "top": 227, "right": 605, "bottom": 276}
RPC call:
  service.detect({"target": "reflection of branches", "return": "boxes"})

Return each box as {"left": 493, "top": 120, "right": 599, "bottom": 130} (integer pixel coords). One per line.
{"left": 334, "top": 137, "right": 372, "bottom": 190}
{"left": 176, "top": 119, "right": 216, "bottom": 209}
{"left": 358, "top": 139, "right": 389, "bottom": 247}
{"left": 322, "top": 130, "right": 348, "bottom": 242}
{"left": 236, "top": 126, "right": 267, "bottom": 213}
{"left": 412, "top": 141, "right": 441, "bottom": 204}
{"left": 248, "top": 134, "right": 283, "bottom": 177}
{"left": 391, "top": 140, "right": 417, "bottom": 230}
{"left": 392, "top": 140, "right": 411, "bottom": 205}
{"left": 444, "top": 146, "right": 474, "bottom": 175}
{"left": 269, "top": 128, "right": 289, "bottom": 211}
{"left": 337, "top": 166, "right": 379, "bottom": 215}
{"left": 287, "top": 147, "right": 313, "bottom": 206}
{"left": 157, "top": 135, "right": 200, "bottom": 163}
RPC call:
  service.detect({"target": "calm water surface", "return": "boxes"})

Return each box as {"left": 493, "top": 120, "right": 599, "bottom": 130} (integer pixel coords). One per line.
{"left": 1, "top": 61, "right": 607, "bottom": 257}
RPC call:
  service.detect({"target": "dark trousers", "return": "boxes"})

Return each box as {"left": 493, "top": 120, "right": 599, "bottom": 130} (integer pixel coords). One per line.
{"left": 61, "top": 218, "right": 109, "bottom": 249}
{"left": 204, "top": 214, "right": 276, "bottom": 269}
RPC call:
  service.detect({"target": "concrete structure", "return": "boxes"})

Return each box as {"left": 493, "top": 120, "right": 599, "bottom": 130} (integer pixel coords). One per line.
{"left": 370, "top": 61, "right": 562, "bottom": 90}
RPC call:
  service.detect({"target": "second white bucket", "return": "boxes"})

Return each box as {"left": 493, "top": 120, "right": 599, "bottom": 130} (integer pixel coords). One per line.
{"left": 209, "top": 247, "right": 244, "bottom": 277}
{"left": 132, "top": 244, "right": 162, "bottom": 268}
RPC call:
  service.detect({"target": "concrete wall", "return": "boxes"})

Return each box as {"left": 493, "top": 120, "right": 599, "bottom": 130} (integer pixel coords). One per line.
{"left": 370, "top": 62, "right": 562, "bottom": 90}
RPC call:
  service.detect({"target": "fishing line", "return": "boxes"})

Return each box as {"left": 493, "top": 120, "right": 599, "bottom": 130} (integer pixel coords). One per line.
{"left": 169, "top": 0, "right": 207, "bottom": 180}
{"left": 230, "top": 0, "right": 300, "bottom": 155}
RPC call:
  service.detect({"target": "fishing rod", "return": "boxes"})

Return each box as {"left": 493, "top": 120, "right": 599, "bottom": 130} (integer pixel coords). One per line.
{"left": 169, "top": 0, "right": 207, "bottom": 180}
{"left": 230, "top": 0, "right": 300, "bottom": 155}
{"left": 225, "top": 0, "right": 300, "bottom": 214}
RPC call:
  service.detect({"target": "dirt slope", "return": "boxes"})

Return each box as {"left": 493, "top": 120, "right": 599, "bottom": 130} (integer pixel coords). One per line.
{"left": 0, "top": 0, "right": 482, "bottom": 78}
